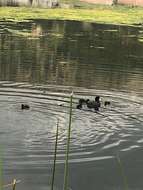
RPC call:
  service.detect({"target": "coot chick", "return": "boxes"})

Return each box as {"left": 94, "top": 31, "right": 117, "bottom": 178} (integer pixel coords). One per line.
{"left": 86, "top": 100, "right": 98, "bottom": 111}
{"left": 76, "top": 98, "right": 86, "bottom": 109}
{"left": 86, "top": 96, "right": 101, "bottom": 111}
{"left": 95, "top": 96, "right": 101, "bottom": 108}
{"left": 21, "top": 104, "right": 30, "bottom": 110}
{"left": 104, "top": 101, "right": 111, "bottom": 106}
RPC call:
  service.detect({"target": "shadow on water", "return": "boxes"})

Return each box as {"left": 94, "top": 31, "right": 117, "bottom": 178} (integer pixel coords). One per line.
{"left": 0, "top": 20, "right": 143, "bottom": 190}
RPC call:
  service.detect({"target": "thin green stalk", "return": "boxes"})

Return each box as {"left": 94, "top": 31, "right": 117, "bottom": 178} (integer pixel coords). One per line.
{"left": 0, "top": 149, "right": 3, "bottom": 190}
{"left": 51, "top": 119, "right": 59, "bottom": 190}
{"left": 63, "top": 92, "right": 73, "bottom": 190}
{"left": 116, "top": 154, "right": 129, "bottom": 190}
{"left": 12, "top": 179, "right": 16, "bottom": 190}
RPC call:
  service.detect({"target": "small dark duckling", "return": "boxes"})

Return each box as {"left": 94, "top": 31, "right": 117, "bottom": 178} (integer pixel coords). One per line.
{"left": 21, "top": 104, "right": 30, "bottom": 110}
{"left": 86, "top": 96, "right": 101, "bottom": 111}
{"left": 95, "top": 96, "right": 101, "bottom": 107}
{"left": 104, "top": 101, "right": 111, "bottom": 106}
{"left": 76, "top": 98, "right": 86, "bottom": 109}
{"left": 86, "top": 99, "right": 99, "bottom": 111}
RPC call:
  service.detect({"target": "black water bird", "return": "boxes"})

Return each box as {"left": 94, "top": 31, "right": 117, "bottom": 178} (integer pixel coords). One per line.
{"left": 76, "top": 96, "right": 101, "bottom": 111}
{"left": 76, "top": 98, "right": 86, "bottom": 109}
{"left": 104, "top": 101, "right": 111, "bottom": 106}
{"left": 21, "top": 104, "right": 30, "bottom": 110}
{"left": 86, "top": 96, "right": 101, "bottom": 111}
{"left": 95, "top": 96, "right": 101, "bottom": 106}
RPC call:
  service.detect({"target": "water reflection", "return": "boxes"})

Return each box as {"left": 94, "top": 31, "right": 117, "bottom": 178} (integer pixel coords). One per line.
{"left": 0, "top": 20, "right": 143, "bottom": 190}
{"left": 0, "top": 20, "right": 143, "bottom": 94}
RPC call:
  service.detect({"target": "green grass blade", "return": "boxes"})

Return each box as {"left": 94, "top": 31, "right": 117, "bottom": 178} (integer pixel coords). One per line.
{"left": 0, "top": 149, "right": 3, "bottom": 190}
{"left": 116, "top": 154, "right": 129, "bottom": 190}
{"left": 12, "top": 179, "right": 16, "bottom": 190}
{"left": 63, "top": 92, "right": 73, "bottom": 190}
{"left": 51, "top": 119, "right": 59, "bottom": 190}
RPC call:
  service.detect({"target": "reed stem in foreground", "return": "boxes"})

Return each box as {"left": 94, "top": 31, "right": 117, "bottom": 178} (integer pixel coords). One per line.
{"left": 0, "top": 149, "right": 3, "bottom": 190}
{"left": 51, "top": 120, "right": 59, "bottom": 190}
{"left": 63, "top": 92, "right": 73, "bottom": 190}
{"left": 12, "top": 179, "right": 16, "bottom": 190}
{"left": 116, "top": 154, "right": 129, "bottom": 190}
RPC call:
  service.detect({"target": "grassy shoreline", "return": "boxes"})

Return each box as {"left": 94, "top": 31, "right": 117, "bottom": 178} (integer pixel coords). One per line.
{"left": 0, "top": 6, "right": 143, "bottom": 26}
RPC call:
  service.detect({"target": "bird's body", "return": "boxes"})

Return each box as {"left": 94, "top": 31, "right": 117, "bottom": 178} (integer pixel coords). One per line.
{"left": 86, "top": 98, "right": 101, "bottom": 111}
{"left": 76, "top": 98, "right": 86, "bottom": 109}
{"left": 76, "top": 96, "right": 101, "bottom": 111}
{"left": 104, "top": 101, "right": 111, "bottom": 106}
{"left": 21, "top": 104, "right": 30, "bottom": 110}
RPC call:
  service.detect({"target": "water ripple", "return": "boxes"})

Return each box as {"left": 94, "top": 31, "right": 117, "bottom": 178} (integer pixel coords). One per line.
{"left": 0, "top": 81, "right": 143, "bottom": 166}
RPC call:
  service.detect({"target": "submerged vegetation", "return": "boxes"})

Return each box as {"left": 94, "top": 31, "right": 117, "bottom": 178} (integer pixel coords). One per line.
{"left": 0, "top": 6, "right": 143, "bottom": 26}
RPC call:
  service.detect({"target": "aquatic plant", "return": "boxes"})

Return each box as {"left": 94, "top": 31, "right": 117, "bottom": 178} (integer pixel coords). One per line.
{"left": 63, "top": 92, "right": 73, "bottom": 190}
{"left": 0, "top": 154, "right": 3, "bottom": 190}
{"left": 12, "top": 179, "right": 17, "bottom": 190}
{"left": 51, "top": 120, "right": 59, "bottom": 190}
{"left": 116, "top": 154, "right": 129, "bottom": 190}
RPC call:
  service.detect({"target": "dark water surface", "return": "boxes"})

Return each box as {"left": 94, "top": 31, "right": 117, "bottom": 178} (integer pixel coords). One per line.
{"left": 0, "top": 20, "right": 143, "bottom": 190}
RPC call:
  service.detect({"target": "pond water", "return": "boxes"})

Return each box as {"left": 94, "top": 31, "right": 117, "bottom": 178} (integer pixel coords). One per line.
{"left": 0, "top": 20, "right": 143, "bottom": 190}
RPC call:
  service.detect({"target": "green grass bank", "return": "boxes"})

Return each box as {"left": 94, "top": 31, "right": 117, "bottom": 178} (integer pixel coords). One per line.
{"left": 0, "top": 5, "right": 143, "bottom": 26}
